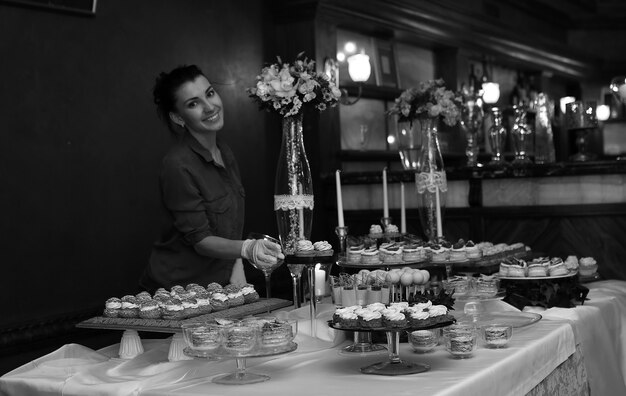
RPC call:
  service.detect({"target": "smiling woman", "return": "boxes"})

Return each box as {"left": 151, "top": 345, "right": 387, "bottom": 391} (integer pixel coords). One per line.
{"left": 139, "top": 65, "right": 284, "bottom": 293}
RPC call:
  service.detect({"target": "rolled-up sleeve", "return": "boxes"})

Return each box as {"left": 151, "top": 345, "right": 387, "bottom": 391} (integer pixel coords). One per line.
{"left": 160, "top": 159, "right": 214, "bottom": 245}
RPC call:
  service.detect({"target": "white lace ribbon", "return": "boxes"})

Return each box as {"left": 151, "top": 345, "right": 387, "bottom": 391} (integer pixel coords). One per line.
{"left": 415, "top": 171, "right": 448, "bottom": 194}
{"left": 274, "top": 194, "right": 315, "bottom": 211}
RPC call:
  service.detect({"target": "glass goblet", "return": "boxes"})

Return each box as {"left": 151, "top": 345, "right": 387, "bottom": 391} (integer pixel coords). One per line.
{"left": 287, "top": 263, "right": 305, "bottom": 309}
{"left": 247, "top": 233, "right": 284, "bottom": 299}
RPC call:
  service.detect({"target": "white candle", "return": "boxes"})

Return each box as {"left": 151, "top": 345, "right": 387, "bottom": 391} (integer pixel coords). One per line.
{"left": 400, "top": 182, "right": 406, "bottom": 234}
{"left": 314, "top": 264, "right": 326, "bottom": 296}
{"left": 335, "top": 170, "right": 344, "bottom": 228}
{"left": 298, "top": 182, "right": 304, "bottom": 239}
{"left": 382, "top": 168, "right": 389, "bottom": 218}
{"left": 435, "top": 182, "right": 443, "bottom": 238}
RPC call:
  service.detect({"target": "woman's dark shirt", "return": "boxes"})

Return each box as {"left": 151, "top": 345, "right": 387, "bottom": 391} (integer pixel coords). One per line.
{"left": 140, "top": 132, "right": 245, "bottom": 292}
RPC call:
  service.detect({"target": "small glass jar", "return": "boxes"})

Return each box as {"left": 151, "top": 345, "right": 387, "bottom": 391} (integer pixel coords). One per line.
{"left": 181, "top": 323, "right": 223, "bottom": 356}
{"left": 222, "top": 324, "right": 258, "bottom": 356}
{"left": 481, "top": 323, "right": 512, "bottom": 348}
{"left": 443, "top": 324, "right": 478, "bottom": 358}
{"left": 408, "top": 328, "right": 441, "bottom": 353}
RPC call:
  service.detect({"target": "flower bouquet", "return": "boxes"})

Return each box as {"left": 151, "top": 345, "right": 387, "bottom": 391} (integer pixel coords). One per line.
{"left": 387, "top": 78, "right": 462, "bottom": 126}
{"left": 247, "top": 52, "right": 342, "bottom": 118}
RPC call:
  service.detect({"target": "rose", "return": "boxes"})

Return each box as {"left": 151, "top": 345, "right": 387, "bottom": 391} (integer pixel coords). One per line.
{"left": 269, "top": 66, "right": 296, "bottom": 98}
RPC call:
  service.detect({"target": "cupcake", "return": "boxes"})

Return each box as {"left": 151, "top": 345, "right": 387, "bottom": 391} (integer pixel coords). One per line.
{"left": 241, "top": 284, "right": 260, "bottom": 303}
{"left": 103, "top": 297, "right": 122, "bottom": 318}
{"left": 382, "top": 309, "right": 407, "bottom": 328}
{"left": 408, "top": 309, "right": 432, "bottom": 327}
{"left": 194, "top": 290, "right": 213, "bottom": 314}
{"left": 361, "top": 246, "right": 380, "bottom": 265}
{"left": 295, "top": 239, "right": 316, "bottom": 256}
{"left": 402, "top": 243, "right": 421, "bottom": 262}
{"left": 347, "top": 245, "right": 364, "bottom": 264}
{"left": 384, "top": 223, "right": 401, "bottom": 238}
{"left": 564, "top": 256, "right": 579, "bottom": 272}
{"left": 139, "top": 299, "right": 162, "bottom": 319}
{"left": 358, "top": 309, "right": 383, "bottom": 328}
{"left": 578, "top": 257, "right": 598, "bottom": 276}
{"left": 161, "top": 298, "right": 184, "bottom": 320}
{"left": 427, "top": 305, "right": 453, "bottom": 326}
{"left": 464, "top": 240, "right": 481, "bottom": 260}
{"left": 170, "top": 285, "right": 186, "bottom": 295}
{"left": 449, "top": 239, "right": 467, "bottom": 262}
{"left": 136, "top": 291, "right": 153, "bottom": 302}
{"left": 119, "top": 295, "right": 140, "bottom": 318}
{"left": 336, "top": 309, "right": 359, "bottom": 328}
{"left": 429, "top": 243, "right": 450, "bottom": 263}
{"left": 210, "top": 292, "right": 229, "bottom": 311}
{"left": 227, "top": 291, "right": 245, "bottom": 307}
{"left": 381, "top": 243, "right": 403, "bottom": 264}
{"left": 548, "top": 262, "right": 568, "bottom": 276}
{"left": 313, "top": 240, "right": 334, "bottom": 256}
{"left": 368, "top": 224, "right": 383, "bottom": 239}
{"left": 181, "top": 297, "right": 201, "bottom": 318}
{"left": 206, "top": 282, "right": 224, "bottom": 295}
{"left": 528, "top": 264, "right": 547, "bottom": 277}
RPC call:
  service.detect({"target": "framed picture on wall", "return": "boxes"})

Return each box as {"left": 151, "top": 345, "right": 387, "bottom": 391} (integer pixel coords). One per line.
{"left": 375, "top": 40, "right": 399, "bottom": 88}
{"left": 0, "top": 0, "right": 97, "bottom": 16}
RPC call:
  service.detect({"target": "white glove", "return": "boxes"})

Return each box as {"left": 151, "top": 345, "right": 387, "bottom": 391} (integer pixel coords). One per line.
{"left": 241, "top": 239, "right": 285, "bottom": 266}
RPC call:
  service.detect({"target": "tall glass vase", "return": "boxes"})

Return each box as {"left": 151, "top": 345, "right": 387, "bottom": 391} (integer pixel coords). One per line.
{"left": 415, "top": 117, "right": 446, "bottom": 242}
{"left": 274, "top": 113, "right": 314, "bottom": 255}
{"left": 395, "top": 120, "right": 422, "bottom": 170}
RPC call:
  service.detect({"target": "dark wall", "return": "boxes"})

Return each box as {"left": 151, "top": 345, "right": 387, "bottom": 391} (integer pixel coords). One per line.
{"left": 0, "top": 0, "right": 280, "bottom": 330}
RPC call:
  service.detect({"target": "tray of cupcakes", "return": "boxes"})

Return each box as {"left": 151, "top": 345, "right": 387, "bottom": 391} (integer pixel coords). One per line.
{"left": 77, "top": 282, "right": 292, "bottom": 333}
{"left": 339, "top": 226, "right": 529, "bottom": 269}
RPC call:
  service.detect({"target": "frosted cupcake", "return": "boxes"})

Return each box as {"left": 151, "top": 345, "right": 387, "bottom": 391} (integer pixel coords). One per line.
{"left": 358, "top": 309, "right": 383, "bottom": 328}
{"left": 384, "top": 223, "right": 401, "bottom": 238}
{"left": 368, "top": 224, "right": 383, "bottom": 239}
{"left": 578, "top": 257, "right": 597, "bottom": 276}
{"left": 295, "top": 239, "right": 316, "bottom": 257}
{"left": 313, "top": 240, "right": 334, "bottom": 256}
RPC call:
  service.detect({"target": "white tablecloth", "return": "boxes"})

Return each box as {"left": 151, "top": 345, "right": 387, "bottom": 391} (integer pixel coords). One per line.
{"left": 524, "top": 280, "right": 626, "bottom": 395}
{"left": 3, "top": 280, "right": 626, "bottom": 396}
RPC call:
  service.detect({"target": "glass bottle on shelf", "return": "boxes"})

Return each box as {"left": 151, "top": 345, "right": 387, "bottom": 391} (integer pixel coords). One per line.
{"left": 487, "top": 107, "right": 507, "bottom": 165}
{"left": 533, "top": 93, "right": 556, "bottom": 164}
{"left": 510, "top": 105, "right": 533, "bottom": 165}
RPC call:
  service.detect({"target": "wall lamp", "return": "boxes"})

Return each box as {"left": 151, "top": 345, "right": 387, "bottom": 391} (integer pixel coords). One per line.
{"left": 324, "top": 50, "right": 371, "bottom": 105}
{"left": 610, "top": 76, "right": 626, "bottom": 104}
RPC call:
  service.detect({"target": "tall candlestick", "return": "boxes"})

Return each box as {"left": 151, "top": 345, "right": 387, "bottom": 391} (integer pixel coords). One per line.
{"left": 298, "top": 182, "right": 304, "bottom": 239}
{"left": 400, "top": 182, "right": 406, "bottom": 234}
{"left": 335, "top": 170, "right": 344, "bottom": 228}
{"left": 382, "top": 168, "right": 389, "bottom": 218}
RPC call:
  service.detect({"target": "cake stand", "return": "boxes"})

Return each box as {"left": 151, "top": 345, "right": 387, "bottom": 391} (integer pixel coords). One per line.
{"left": 328, "top": 320, "right": 454, "bottom": 375}
{"left": 184, "top": 342, "right": 297, "bottom": 385}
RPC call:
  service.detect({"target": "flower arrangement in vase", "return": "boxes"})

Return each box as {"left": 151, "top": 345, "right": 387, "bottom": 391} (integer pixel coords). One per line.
{"left": 247, "top": 53, "right": 341, "bottom": 254}
{"left": 388, "top": 79, "right": 462, "bottom": 241}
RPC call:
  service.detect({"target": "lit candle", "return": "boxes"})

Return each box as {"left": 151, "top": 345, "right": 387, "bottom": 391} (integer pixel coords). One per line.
{"left": 314, "top": 264, "right": 326, "bottom": 296}
{"left": 335, "top": 170, "right": 344, "bottom": 228}
{"left": 400, "top": 182, "right": 406, "bottom": 233}
{"left": 382, "top": 168, "right": 389, "bottom": 218}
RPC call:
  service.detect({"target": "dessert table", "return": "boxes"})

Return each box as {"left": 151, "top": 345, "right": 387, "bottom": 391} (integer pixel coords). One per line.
{"left": 1, "top": 280, "right": 625, "bottom": 396}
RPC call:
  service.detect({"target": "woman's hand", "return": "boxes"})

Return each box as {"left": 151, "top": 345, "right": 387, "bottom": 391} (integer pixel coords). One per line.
{"left": 229, "top": 258, "right": 247, "bottom": 286}
{"left": 241, "top": 239, "right": 285, "bottom": 265}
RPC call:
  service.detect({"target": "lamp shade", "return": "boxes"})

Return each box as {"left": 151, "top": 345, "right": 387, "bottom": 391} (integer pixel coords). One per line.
{"left": 610, "top": 76, "right": 626, "bottom": 104}
{"left": 482, "top": 82, "right": 500, "bottom": 104}
{"left": 560, "top": 96, "right": 576, "bottom": 114}
{"left": 347, "top": 53, "right": 371, "bottom": 82}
